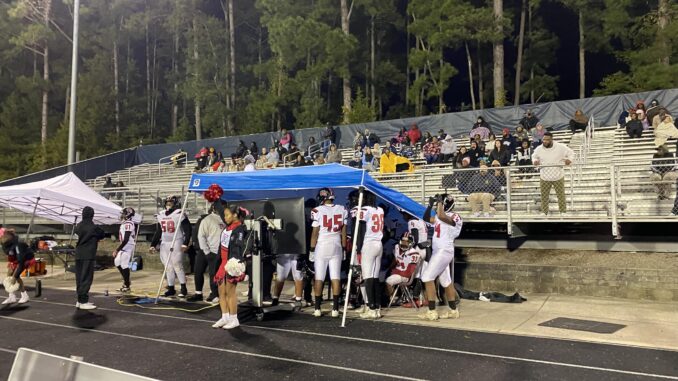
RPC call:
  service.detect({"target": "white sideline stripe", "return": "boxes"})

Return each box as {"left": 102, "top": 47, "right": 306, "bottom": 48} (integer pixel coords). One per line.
{"left": 11, "top": 298, "right": 678, "bottom": 380}
{"left": 0, "top": 316, "right": 425, "bottom": 381}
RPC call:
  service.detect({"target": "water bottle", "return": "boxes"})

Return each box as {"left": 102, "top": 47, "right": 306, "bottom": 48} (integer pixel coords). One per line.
{"left": 131, "top": 261, "right": 138, "bottom": 272}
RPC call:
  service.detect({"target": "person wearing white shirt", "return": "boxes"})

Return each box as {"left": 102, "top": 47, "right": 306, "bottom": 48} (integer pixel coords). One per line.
{"left": 531, "top": 132, "right": 575, "bottom": 215}
{"left": 440, "top": 135, "right": 457, "bottom": 163}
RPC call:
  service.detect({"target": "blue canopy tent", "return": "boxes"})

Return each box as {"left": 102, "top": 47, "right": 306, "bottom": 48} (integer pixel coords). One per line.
{"left": 186, "top": 164, "right": 426, "bottom": 219}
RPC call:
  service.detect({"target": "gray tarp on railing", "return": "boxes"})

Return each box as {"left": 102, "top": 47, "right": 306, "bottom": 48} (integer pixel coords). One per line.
{"left": 3, "top": 88, "right": 677, "bottom": 185}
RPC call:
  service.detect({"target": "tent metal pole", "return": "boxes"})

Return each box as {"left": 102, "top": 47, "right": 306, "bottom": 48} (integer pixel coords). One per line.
{"left": 24, "top": 197, "right": 41, "bottom": 240}
{"left": 341, "top": 187, "right": 364, "bottom": 328}
{"left": 154, "top": 195, "right": 190, "bottom": 303}
{"left": 68, "top": 216, "right": 79, "bottom": 246}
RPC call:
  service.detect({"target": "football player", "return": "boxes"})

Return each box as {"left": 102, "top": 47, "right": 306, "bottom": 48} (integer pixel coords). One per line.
{"left": 113, "top": 207, "right": 137, "bottom": 293}
{"left": 355, "top": 191, "right": 384, "bottom": 319}
{"left": 310, "top": 188, "right": 347, "bottom": 317}
{"left": 150, "top": 196, "right": 192, "bottom": 297}
{"left": 401, "top": 211, "right": 430, "bottom": 308}
{"left": 419, "top": 194, "right": 462, "bottom": 320}
{"left": 385, "top": 233, "right": 424, "bottom": 299}
{"left": 272, "top": 252, "right": 304, "bottom": 308}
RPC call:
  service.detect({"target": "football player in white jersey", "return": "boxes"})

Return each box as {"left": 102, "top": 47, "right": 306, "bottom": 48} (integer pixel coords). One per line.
{"left": 150, "top": 196, "right": 192, "bottom": 297}
{"left": 385, "top": 233, "right": 424, "bottom": 299}
{"left": 355, "top": 191, "right": 384, "bottom": 319}
{"left": 310, "top": 188, "right": 347, "bottom": 317}
{"left": 113, "top": 207, "right": 137, "bottom": 293}
{"left": 401, "top": 212, "right": 430, "bottom": 308}
{"left": 419, "top": 193, "right": 462, "bottom": 321}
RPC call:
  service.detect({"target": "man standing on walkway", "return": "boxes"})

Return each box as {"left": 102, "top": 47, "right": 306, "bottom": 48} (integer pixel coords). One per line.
{"left": 532, "top": 132, "right": 575, "bottom": 216}
{"left": 74, "top": 206, "right": 106, "bottom": 310}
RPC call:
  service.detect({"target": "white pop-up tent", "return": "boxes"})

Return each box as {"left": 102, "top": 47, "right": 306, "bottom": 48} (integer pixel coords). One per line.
{"left": 0, "top": 172, "right": 123, "bottom": 229}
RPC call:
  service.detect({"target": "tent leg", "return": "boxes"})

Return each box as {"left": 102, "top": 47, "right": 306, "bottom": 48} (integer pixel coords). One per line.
{"left": 341, "top": 187, "right": 364, "bottom": 328}
{"left": 154, "top": 196, "right": 191, "bottom": 303}
{"left": 24, "top": 197, "right": 41, "bottom": 240}
{"left": 68, "top": 216, "right": 79, "bottom": 246}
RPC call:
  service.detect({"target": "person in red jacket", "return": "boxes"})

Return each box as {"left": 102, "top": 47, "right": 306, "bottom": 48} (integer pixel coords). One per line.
{"left": 407, "top": 124, "right": 421, "bottom": 145}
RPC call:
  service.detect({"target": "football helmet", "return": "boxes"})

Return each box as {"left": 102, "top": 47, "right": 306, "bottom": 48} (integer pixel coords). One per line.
{"left": 165, "top": 195, "right": 179, "bottom": 211}
{"left": 120, "top": 207, "right": 135, "bottom": 221}
{"left": 399, "top": 232, "right": 414, "bottom": 251}
{"left": 440, "top": 193, "right": 455, "bottom": 212}
{"left": 317, "top": 187, "right": 335, "bottom": 204}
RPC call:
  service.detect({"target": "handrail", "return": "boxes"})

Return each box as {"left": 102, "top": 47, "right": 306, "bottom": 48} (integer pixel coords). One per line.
{"left": 158, "top": 152, "right": 189, "bottom": 175}
{"left": 282, "top": 139, "right": 331, "bottom": 166}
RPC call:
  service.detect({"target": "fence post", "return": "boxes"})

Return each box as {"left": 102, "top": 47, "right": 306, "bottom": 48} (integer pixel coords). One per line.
{"left": 420, "top": 171, "right": 426, "bottom": 204}
{"left": 137, "top": 186, "right": 142, "bottom": 214}
{"left": 610, "top": 164, "right": 619, "bottom": 237}
{"left": 506, "top": 167, "right": 513, "bottom": 236}
{"left": 122, "top": 191, "right": 126, "bottom": 209}
{"left": 569, "top": 166, "right": 575, "bottom": 210}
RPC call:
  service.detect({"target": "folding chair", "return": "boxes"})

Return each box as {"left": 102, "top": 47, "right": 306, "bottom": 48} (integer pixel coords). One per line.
{"left": 387, "top": 257, "right": 424, "bottom": 311}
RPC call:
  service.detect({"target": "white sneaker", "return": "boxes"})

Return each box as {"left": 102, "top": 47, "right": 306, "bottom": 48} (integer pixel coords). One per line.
{"left": 2, "top": 293, "right": 17, "bottom": 305}
{"left": 418, "top": 309, "right": 439, "bottom": 321}
{"left": 471, "top": 212, "right": 482, "bottom": 217}
{"left": 77, "top": 302, "right": 97, "bottom": 310}
{"left": 376, "top": 309, "right": 382, "bottom": 318}
{"left": 212, "top": 318, "right": 228, "bottom": 328}
{"left": 313, "top": 309, "right": 322, "bottom": 317}
{"left": 355, "top": 305, "right": 368, "bottom": 314}
{"left": 331, "top": 310, "right": 340, "bottom": 318}
{"left": 483, "top": 212, "right": 493, "bottom": 218}
{"left": 359, "top": 309, "right": 378, "bottom": 319}
{"left": 439, "top": 307, "right": 460, "bottom": 319}
{"left": 223, "top": 317, "right": 240, "bottom": 330}
{"left": 211, "top": 297, "right": 219, "bottom": 304}
{"left": 17, "top": 292, "right": 29, "bottom": 304}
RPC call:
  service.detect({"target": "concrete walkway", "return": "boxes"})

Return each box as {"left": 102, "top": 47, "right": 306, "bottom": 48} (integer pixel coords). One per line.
{"left": 17, "top": 267, "right": 678, "bottom": 352}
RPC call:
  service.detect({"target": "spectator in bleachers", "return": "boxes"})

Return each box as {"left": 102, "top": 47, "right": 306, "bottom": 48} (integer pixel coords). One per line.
{"left": 250, "top": 142, "right": 259, "bottom": 159}
{"left": 654, "top": 113, "right": 678, "bottom": 147}
{"left": 516, "top": 140, "right": 534, "bottom": 177}
{"left": 515, "top": 125, "right": 529, "bottom": 141}
{"left": 531, "top": 123, "right": 546, "bottom": 149}
{"left": 102, "top": 177, "right": 115, "bottom": 199}
{"left": 452, "top": 156, "right": 473, "bottom": 189}
{"left": 650, "top": 145, "right": 678, "bottom": 200}
{"left": 280, "top": 128, "right": 294, "bottom": 150}
{"left": 646, "top": 99, "right": 662, "bottom": 126}
{"left": 469, "top": 141, "right": 485, "bottom": 167}
{"left": 618, "top": 109, "right": 630, "bottom": 129}
{"left": 365, "top": 129, "right": 380, "bottom": 148}
{"left": 440, "top": 135, "right": 457, "bottom": 163}
{"left": 626, "top": 110, "right": 644, "bottom": 138}
{"left": 243, "top": 155, "right": 256, "bottom": 172}
{"left": 234, "top": 141, "right": 246, "bottom": 158}
{"left": 348, "top": 148, "right": 363, "bottom": 168}
{"left": 288, "top": 143, "right": 300, "bottom": 159}
{"left": 194, "top": 147, "right": 208, "bottom": 171}
{"left": 267, "top": 147, "right": 280, "bottom": 168}
{"left": 437, "top": 129, "right": 448, "bottom": 141}
{"left": 422, "top": 137, "right": 441, "bottom": 164}
{"left": 256, "top": 148, "right": 268, "bottom": 169}
{"left": 501, "top": 128, "right": 518, "bottom": 155}
{"left": 306, "top": 137, "right": 317, "bottom": 157}
{"left": 490, "top": 160, "right": 507, "bottom": 187}
{"left": 486, "top": 133, "right": 497, "bottom": 154}
{"left": 380, "top": 149, "right": 413, "bottom": 173}
{"left": 469, "top": 117, "right": 491, "bottom": 139}
{"left": 325, "top": 144, "right": 342, "bottom": 163}
{"left": 170, "top": 149, "right": 187, "bottom": 167}
{"left": 395, "top": 127, "right": 408, "bottom": 143}
{"left": 519, "top": 109, "right": 539, "bottom": 131}
{"left": 291, "top": 153, "right": 305, "bottom": 167}
{"left": 455, "top": 147, "right": 471, "bottom": 169}
{"left": 467, "top": 163, "right": 502, "bottom": 217}
{"left": 569, "top": 109, "right": 588, "bottom": 134}
{"left": 636, "top": 109, "right": 650, "bottom": 130}
{"left": 362, "top": 147, "right": 378, "bottom": 171}
{"left": 489, "top": 140, "right": 511, "bottom": 167}
{"left": 314, "top": 153, "right": 326, "bottom": 166}
{"left": 322, "top": 123, "right": 337, "bottom": 153}
{"left": 532, "top": 132, "right": 575, "bottom": 215}
{"left": 407, "top": 124, "right": 422, "bottom": 145}
{"left": 227, "top": 155, "right": 240, "bottom": 172}
{"left": 423, "top": 131, "right": 433, "bottom": 144}
{"left": 399, "top": 141, "right": 416, "bottom": 158}
{"left": 114, "top": 181, "right": 125, "bottom": 200}
{"left": 353, "top": 133, "right": 365, "bottom": 149}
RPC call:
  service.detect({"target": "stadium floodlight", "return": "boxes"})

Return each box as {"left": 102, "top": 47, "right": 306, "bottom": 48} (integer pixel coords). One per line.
{"left": 67, "top": 0, "right": 80, "bottom": 166}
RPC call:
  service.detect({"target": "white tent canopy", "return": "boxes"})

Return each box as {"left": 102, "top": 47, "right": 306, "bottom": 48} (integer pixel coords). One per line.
{"left": 0, "top": 172, "right": 123, "bottom": 225}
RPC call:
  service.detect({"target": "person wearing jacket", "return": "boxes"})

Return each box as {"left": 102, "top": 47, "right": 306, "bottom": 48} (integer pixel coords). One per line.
{"left": 466, "top": 163, "right": 502, "bottom": 217}
{"left": 626, "top": 111, "right": 644, "bottom": 138}
{"left": 650, "top": 145, "right": 678, "bottom": 200}
{"left": 489, "top": 140, "right": 511, "bottom": 167}
{"left": 1, "top": 229, "right": 34, "bottom": 305}
{"left": 500, "top": 128, "right": 518, "bottom": 155}
{"left": 212, "top": 205, "right": 250, "bottom": 330}
{"left": 519, "top": 110, "right": 539, "bottom": 131}
{"left": 407, "top": 124, "right": 422, "bottom": 145}
{"left": 469, "top": 117, "right": 491, "bottom": 139}
{"left": 74, "top": 207, "right": 106, "bottom": 310}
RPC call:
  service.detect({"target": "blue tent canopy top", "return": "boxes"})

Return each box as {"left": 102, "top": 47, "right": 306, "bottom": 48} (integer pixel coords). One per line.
{"left": 187, "top": 164, "right": 427, "bottom": 219}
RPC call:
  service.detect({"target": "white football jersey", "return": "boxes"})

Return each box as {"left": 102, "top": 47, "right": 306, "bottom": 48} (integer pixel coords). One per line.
{"left": 432, "top": 212, "right": 462, "bottom": 252}
{"left": 311, "top": 204, "right": 348, "bottom": 243}
{"left": 407, "top": 218, "right": 429, "bottom": 242}
{"left": 359, "top": 206, "right": 384, "bottom": 242}
{"left": 157, "top": 209, "right": 187, "bottom": 243}
{"left": 118, "top": 221, "right": 136, "bottom": 252}
{"left": 393, "top": 246, "right": 424, "bottom": 275}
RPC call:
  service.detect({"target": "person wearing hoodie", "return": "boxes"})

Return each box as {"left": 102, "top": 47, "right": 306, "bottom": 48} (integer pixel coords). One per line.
{"left": 518, "top": 110, "right": 539, "bottom": 131}
{"left": 469, "top": 117, "right": 491, "bottom": 139}
{"left": 569, "top": 109, "right": 588, "bottom": 133}
{"left": 74, "top": 207, "right": 106, "bottom": 310}
{"left": 646, "top": 99, "right": 662, "bottom": 125}
{"left": 1, "top": 229, "right": 34, "bottom": 305}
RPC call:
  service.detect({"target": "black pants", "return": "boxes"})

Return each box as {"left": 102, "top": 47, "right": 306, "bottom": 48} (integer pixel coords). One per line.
{"left": 570, "top": 120, "right": 587, "bottom": 133}
{"left": 194, "top": 251, "right": 220, "bottom": 296}
{"left": 75, "top": 259, "right": 95, "bottom": 303}
{"left": 186, "top": 246, "right": 197, "bottom": 274}
{"left": 672, "top": 184, "right": 678, "bottom": 215}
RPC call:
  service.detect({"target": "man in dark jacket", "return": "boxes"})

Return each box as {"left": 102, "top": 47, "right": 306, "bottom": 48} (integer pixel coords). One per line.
{"left": 74, "top": 207, "right": 106, "bottom": 310}
{"left": 518, "top": 110, "right": 539, "bottom": 131}
{"left": 501, "top": 128, "right": 518, "bottom": 155}
{"left": 466, "top": 164, "right": 502, "bottom": 217}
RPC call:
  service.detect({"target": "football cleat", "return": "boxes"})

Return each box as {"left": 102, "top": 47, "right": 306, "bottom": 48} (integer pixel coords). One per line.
{"left": 418, "top": 309, "right": 439, "bottom": 321}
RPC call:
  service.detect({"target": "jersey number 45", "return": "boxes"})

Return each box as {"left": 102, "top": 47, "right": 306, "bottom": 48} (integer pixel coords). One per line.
{"left": 322, "top": 215, "right": 343, "bottom": 232}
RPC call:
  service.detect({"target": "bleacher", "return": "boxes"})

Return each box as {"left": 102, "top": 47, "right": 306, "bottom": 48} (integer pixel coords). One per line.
{"left": 2, "top": 124, "right": 675, "bottom": 235}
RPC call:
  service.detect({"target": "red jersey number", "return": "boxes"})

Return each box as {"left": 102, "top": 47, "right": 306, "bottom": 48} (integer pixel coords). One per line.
{"left": 161, "top": 220, "right": 176, "bottom": 233}
{"left": 371, "top": 214, "right": 384, "bottom": 233}
{"left": 434, "top": 223, "right": 441, "bottom": 238}
{"left": 322, "top": 214, "right": 343, "bottom": 232}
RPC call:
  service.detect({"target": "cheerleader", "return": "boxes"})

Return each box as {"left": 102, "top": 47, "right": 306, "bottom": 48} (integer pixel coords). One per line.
{"left": 212, "top": 205, "right": 250, "bottom": 330}
{"left": 1, "top": 229, "right": 34, "bottom": 305}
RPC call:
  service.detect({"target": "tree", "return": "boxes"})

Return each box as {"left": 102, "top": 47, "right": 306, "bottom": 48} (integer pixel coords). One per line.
{"left": 492, "top": 0, "right": 505, "bottom": 107}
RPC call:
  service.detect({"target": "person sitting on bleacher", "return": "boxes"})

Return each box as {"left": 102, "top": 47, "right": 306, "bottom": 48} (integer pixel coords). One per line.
{"left": 569, "top": 109, "right": 588, "bottom": 134}
{"left": 650, "top": 145, "right": 678, "bottom": 201}
{"left": 466, "top": 163, "right": 502, "bottom": 217}
{"left": 362, "top": 147, "right": 378, "bottom": 171}
{"left": 469, "top": 117, "right": 491, "bottom": 140}
{"left": 451, "top": 157, "right": 474, "bottom": 193}
{"left": 267, "top": 146, "right": 280, "bottom": 168}
{"left": 469, "top": 141, "right": 485, "bottom": 167}
{"left": 455, "top": 147, "right": 471, "bottom": 169}
{"left": 646, "top": 99, "right": 662, "bottom": 125}
{"left": 531, "top": 123, "right": 546, "bottom": 148}
{"left": 440, "top": 135, "right": 457, "bottom": 163}
{"left": 491, "top": 160, "right": 507, "bottom": 187}
{"left": 170, "top": 149, "right": 187, "bottom": 167}
{"left": 654, "top": 112, "right": 678, "bottom": 147}
{"left": 256, "top": 148, "right": 268, "bottom": 169}
{"left": 325, "top": 144, "right": 342, "bottom": 163}
{"left": 437, "top": 129, "right": 448, "bottom": 141}
{"left": 626, "top": 110, "right": 644, "bottom": 139}
{"left": 423, "top": 137, "right": 441, "bottom": 164}
{"left": 407, "top": 124, "right": 422, "bottom": 145}
{"left": 515, "top": 125, "right": 529, "bottom": 141}
{"left": 500, "top": 128, "right": 518, "bottom": 155}
{"left": 519, "top": 109, "right": 540, "bottom": 131}
{"left": 365, "top": 129, "right": 381, "bottom": 148}
{"left": 194, "top": 147, "right": 208, "bottom": 171}
{"left": 489, "top": 140, "right": 511, "bottom": 167}
{"left": 516, "top": 140, "right": 534, "bottom": 177}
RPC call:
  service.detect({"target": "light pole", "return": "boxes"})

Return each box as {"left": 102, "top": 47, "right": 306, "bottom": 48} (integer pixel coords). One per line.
{"left": 67, "top": 0, "right": 80, "bottom": 166}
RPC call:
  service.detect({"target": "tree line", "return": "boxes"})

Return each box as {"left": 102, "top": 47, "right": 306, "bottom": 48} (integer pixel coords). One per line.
{"left": 0, "top": 0, "right": 675, "bottom": 180}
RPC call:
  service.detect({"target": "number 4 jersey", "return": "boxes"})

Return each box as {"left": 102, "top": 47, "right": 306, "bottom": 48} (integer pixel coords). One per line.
{"left": 311, "top": 204, "right": 348, "bottom": 244}
{"left": 157, "top": 209, "right": 188, "bottom": 244}
{"left": 432, "top": 212, "right": 462, "bottom": 253}
{"left": 359, "top": 206, "right": 384, "bottom": 242}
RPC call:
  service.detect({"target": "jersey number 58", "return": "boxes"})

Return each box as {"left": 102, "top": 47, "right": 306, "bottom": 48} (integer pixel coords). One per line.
{"left": 161, "top": 220, "right": 176, "bottom": 233}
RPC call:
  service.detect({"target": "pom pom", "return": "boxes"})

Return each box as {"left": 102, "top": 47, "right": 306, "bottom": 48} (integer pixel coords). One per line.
{"left": 3, "top": 276, "right": 19, "bottom": 293}
{"left": 225, "top": 258, "right": 246, "bottom": 277}
{"left": 203, "top": 184, "right": 224, "bottom": 203}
